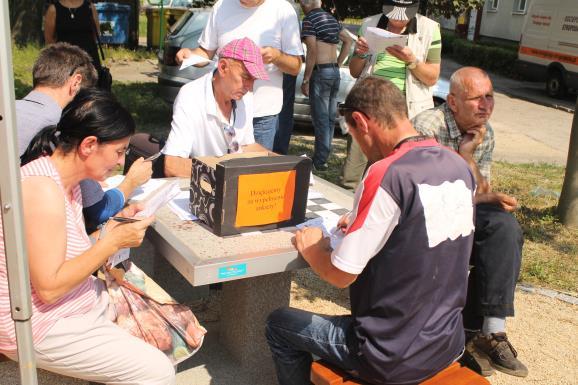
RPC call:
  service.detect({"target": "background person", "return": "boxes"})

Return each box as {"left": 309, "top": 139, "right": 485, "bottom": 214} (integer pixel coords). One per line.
{"left": 175, "top": 0, "right": 304, "bottom": 150}
{"left": 1, "top": 89, "right": 175, "bottom": 384}
{"left": 299, "top": 0, "right": 353, "bottom": 171}
{"left": 266, "top": 76, "right": 476, "bottom": 385}
{"left": 44, "top": 0, "right": 101, "bottom": 70}
{"left": 15, "top": 42, "right": 152, "bottom": 231}
{"left": 412, "top": 67, "right": 527, "bottom": 378}
{"left": 341, "top": 0, "right": 441, "bottom": 189}
{"left": 163, "top": 38, "right": 270, "bottom": 178}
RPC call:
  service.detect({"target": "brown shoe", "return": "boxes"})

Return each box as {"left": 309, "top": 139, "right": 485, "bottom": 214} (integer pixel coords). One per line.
{"left": 472, "top": 332, "right": 529, "bottom": 377}
{"left": 461, "top": 339, "right": 495, "bottom": 376}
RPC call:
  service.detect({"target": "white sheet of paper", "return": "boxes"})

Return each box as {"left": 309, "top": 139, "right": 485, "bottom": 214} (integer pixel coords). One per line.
{"left": 108, "top": 248, "right": 130, "bottom": 268}
{"left": 135, "top": 180, "right": 181, "bottom": 218}
{"left": 364, "top": 27, "right": 409, "bottom": 54}
{"left": 167, "top": 190, "right": 198, "bottom": 221}
{"left": 297, "top": 213, "right": 345, "bottom": 250}
{"left": 179, "top": 54, "right": 213, "bottom": 70}
{"left": 103, "top": 175, "right": 169, "bottom": 202}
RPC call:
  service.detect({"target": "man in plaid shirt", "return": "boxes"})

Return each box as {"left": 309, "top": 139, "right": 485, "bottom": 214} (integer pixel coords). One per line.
{"left": 412, "top": 67, "right": 528, "bottom": 378}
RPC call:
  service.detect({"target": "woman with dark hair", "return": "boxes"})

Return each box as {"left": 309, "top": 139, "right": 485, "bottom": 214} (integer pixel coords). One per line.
{"left": 0, "top": 89, "right": 175, "bottom": 384}
{"left": 44, "top": 0, "right": 101, "bottom": 70}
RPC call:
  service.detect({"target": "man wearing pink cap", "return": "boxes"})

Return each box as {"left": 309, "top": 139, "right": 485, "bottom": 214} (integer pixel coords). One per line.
{"left": 175, "top": 0, "right": 304, "bottom": 151}
{"left": 162, "top": 38, "right": 270, "bottom": 178}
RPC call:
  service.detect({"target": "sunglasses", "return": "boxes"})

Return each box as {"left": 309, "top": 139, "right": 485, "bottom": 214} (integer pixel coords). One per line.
{"left": 337, "top": 103, "right": 369, "bottom": 118}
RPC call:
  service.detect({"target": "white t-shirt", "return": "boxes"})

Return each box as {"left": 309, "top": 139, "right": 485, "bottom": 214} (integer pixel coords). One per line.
{"left": 198, "top": 0, "right": 303, "bottom": 117}
{"left": 162, "top": 72, "right": 255, "bottom": 158}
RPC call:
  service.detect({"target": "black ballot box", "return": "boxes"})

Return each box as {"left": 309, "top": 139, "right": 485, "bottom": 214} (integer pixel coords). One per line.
{"left": 189, "top": 152, "right": 312, "bottom": 236}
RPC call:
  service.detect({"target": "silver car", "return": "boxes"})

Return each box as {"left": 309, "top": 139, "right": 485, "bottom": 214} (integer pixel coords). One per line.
{"left": 157, "top": 10, "right": 449, "bottom": 123}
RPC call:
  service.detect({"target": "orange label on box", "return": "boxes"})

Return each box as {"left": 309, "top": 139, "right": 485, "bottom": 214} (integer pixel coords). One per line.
{"left": 235, "top": 170, "right": 296, "bottom": 227}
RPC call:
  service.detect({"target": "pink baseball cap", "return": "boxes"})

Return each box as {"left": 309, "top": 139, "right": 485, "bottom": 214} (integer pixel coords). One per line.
{"left": 218, "top": 37, "right": 269, "bottom": 81}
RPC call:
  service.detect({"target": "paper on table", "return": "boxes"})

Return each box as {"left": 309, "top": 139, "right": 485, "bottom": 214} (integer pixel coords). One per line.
{"left": 179, "top": 54, "right": 214, "bottom": 70}
{"left": 103, "top": 175, "right": 168, "bottom": 202}
{"left": 364, "top": 27, "right": 408, "bottom": 54}
{"left": 296, "top": 211, "right": 345, "bottom": 250}
{"left": 167, "top": 190, "right": 198, "bottom": 221}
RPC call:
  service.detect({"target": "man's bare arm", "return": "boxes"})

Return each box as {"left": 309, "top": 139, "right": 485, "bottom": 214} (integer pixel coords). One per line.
{"left": 294, "top": 228, "right": 358, "bottom": 289}
{"left": 176, "top": 46, "right": 217, "bottom": 66}
{"left": 261, "top": 47, "right": 302, "bottom": 76}
{"left": 164, "top": 155, "right": 192, "bottom": 178}
{"left": 301, "top": 36, "right": 317, "bottom": 97}
{"left": 337, "top": 29, "right": 354, "bottom": 67}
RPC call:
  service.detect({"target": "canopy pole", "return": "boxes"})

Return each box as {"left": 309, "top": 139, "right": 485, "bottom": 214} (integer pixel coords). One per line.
{"left": 0, "top": 1, "right": 39, "bottom": 384}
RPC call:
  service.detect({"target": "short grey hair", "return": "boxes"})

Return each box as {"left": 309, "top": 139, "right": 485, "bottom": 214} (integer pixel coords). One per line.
{"left": 300, "top": 0, "right": 322, "bottom": 7}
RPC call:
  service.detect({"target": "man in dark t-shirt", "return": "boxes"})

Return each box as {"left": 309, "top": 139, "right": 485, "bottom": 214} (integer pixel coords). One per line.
{"left": 266, "top": 77, "right": 476, "bottom": 385}
{"left": 299, "top": 0, "right": 353, "bottom": 170}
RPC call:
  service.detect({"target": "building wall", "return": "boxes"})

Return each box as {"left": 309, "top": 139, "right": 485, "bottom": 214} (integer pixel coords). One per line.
{"left": 479, "top": 0, "right": 530, "bottom": 41}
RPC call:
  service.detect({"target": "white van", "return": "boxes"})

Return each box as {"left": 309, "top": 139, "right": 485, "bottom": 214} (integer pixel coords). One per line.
{"left": 517, "top": 0, "right": 578, "bottom": 98}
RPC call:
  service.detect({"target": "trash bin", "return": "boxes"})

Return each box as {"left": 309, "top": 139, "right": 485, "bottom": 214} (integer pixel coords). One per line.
{"left": 95, "top": 2, "right": 131, "bottom": 45}
{"left": 145, "top": 6, "right": 187, "bottom": 48}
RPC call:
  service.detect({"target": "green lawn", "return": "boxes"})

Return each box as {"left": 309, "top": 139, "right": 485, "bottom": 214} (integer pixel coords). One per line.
{"left": 11, "top": 44, "right": 578, "bottom": 294}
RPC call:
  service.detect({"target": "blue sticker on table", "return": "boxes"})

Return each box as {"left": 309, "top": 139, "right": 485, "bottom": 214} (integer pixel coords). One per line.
{"left": 218, "top": 263, "right": 247, "bottom": 279}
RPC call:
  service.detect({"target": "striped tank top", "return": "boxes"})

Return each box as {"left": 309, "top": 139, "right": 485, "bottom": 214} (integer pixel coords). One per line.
{"left": 0, "top": 156, "right": 99, "bottom": 352}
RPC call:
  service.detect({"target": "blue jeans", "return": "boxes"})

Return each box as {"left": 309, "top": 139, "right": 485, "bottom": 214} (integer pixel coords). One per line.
{"left": 274, "top": 74, "right": 297, "bottom": 155}
{"left": 310, "top": 66, "right": 340, "bottom": 168}
{"left": 265, "top": 307, "right": 361, "bottom": 385}
{"left": 253, "top": 114, "right": 279, "bottom": 150}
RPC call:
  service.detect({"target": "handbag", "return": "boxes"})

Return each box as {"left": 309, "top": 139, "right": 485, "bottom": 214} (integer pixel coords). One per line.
{"left": 123, "top": 133, "right": 166, "bottom": 178}
{"left": 104, "top": 261, "right": 206, "bottom": 364}
{"left": 89, "top": 6, "right": 113, "bottom": 91}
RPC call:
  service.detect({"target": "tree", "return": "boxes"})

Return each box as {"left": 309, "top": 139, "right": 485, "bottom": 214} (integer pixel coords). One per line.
{"left": 326, "top": 0, "right": 484, "bottom": 20}
{"left": 558, "top": 98, "right": 578, "bottom": 228}
{"left": 8, "top": 0, "right": 45, "bottom": 45}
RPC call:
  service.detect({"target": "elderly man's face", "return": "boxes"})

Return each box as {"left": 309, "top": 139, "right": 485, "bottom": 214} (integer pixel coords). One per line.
{"left": 221, "top": 59, "right": 255, "bottom": 100}
{"left": 449, "top": 76, "right": 495, "bottom": 132}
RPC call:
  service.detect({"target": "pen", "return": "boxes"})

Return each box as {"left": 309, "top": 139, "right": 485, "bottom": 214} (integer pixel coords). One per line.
{"left": 144, "top": 152, "right": 162, "bottom": 162}
{"left": 110, "top": 216, "right": 141, "bottom": 223}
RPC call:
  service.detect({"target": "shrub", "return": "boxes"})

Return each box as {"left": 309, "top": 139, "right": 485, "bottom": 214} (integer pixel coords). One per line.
{"left": 442, "top": 33, "right": 518, "bottom": 77}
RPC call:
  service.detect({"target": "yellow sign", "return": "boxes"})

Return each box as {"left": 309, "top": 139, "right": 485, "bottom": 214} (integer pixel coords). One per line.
{"left": 235, "top": 170, "right": 296, "bottom": 227}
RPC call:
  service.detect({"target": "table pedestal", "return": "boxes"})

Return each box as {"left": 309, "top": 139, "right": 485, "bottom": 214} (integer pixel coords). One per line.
{"left": 220, "top": 271, "right": 291, "bottom": 381}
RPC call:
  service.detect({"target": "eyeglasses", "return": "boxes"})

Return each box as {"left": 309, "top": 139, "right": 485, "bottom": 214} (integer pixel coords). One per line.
{"left": 223, "top": 123, "right": 240, "bottom": 154}
{"left": 337, "top": 102, "right": 369, "bottom": 118}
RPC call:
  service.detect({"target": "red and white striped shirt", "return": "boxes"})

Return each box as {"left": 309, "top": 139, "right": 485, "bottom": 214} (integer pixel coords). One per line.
{"left": 0, "top": 156, "right": 99, "bottom": 353}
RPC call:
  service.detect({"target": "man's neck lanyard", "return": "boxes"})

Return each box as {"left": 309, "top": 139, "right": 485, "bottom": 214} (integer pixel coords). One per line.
{"left": 393, "top": 135, "right": 429, "bottom": 150}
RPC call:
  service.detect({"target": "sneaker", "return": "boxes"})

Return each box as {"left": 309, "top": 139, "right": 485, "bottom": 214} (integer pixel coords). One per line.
{"left": 472, "top": 332, "right": 529, "bottom": 377}
{"left": 461, "top": 339, "right": 495, "bottom": 376}
{"left": 313, "top": 163, "right": 329, "bottom": 171}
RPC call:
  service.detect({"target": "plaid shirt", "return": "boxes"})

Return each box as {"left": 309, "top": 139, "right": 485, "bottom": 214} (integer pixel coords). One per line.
{"left": 412, "top": 103, "right": 495, "bottom": 181}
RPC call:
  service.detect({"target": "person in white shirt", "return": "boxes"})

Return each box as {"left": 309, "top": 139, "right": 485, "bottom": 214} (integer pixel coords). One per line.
{"left": 175, "top": 0, "right": 304, "bottom": 150}
{"left": 163, "top": 37, "right": 271, "bottom": 178}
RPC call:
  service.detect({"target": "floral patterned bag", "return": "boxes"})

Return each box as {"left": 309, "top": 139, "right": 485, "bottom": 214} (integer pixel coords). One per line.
{"left": 104, "top": 261, "right": 206, "bottom": 364}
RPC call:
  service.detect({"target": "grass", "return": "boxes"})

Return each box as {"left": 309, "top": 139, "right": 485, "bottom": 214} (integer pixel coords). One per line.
{"left": 11, "top": 44, "right": 578, "bottom": 295}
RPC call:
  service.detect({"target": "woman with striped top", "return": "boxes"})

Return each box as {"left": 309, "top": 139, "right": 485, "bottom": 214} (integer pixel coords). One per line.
{"left": 0, "top": 89, "right": 175, "bottom": 384}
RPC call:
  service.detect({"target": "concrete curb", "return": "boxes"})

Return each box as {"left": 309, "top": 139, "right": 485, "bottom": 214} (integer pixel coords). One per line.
{"left": 517, "top": 283, "right": 578, "bottom": 306}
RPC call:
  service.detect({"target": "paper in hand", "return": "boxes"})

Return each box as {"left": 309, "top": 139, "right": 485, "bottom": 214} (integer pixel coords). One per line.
{"left": 364, "top": 27, "right": 409, "bottom": 54}
{"left": 180, "top": 54, "right": 214, "bottom": 70}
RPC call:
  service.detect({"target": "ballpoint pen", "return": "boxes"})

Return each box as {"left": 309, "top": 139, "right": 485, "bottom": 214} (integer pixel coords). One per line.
{"left": 144, "top": 152, "right": 162, "bottom": 162}
{"left": 110, "top": 216, "right": 141, "bottom": 223}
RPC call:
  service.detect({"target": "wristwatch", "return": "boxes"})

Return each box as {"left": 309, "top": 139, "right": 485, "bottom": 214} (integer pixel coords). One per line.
{"left": 302, "top": 79, "right": 309, "bottom": 84}
{"left": 407, "top": 59, "right": 420, "bottom": 70}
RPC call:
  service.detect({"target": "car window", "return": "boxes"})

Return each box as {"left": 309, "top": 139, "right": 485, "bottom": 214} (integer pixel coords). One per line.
{"left": 180, "top": 11, "right": 210, "bottom": 36}
{"left": 170, "top": 0, "right": 193, "bottom": 7}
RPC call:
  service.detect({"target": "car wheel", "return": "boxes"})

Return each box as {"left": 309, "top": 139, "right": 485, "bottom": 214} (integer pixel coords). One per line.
{"left": 546, "top": 69, "right": 567, "bottom": 99}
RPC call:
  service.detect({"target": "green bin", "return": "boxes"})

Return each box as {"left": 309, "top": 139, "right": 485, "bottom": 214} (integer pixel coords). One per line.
{"left": 145, "top": 7, "right": 187, "bottom": 48}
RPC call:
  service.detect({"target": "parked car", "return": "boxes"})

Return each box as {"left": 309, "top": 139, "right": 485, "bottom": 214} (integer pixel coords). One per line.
{"left": 157, "top": 10, "right": 449, "bottom": 125}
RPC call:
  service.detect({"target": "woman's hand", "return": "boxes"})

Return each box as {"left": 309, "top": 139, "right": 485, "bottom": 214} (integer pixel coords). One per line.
{"left": 103, "top": 215, "right": 155, "bottom": 250}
